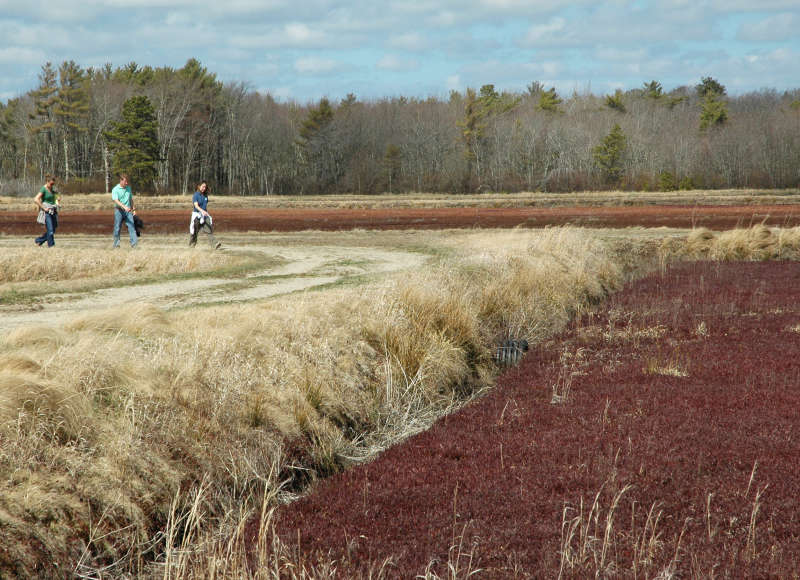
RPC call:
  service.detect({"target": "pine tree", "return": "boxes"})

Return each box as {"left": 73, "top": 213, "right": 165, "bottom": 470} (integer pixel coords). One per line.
{"left": 296, "top": 98, "right": 338, "bottom": 193}
{"left": 696, "top": 77, "right": 726, "bottom": 99}
{"left": 697, "top": 77, "right": 728, "bottom": 130}
{"left": 104, "top": 95, "right": 159, "bottom": 191}
{"left": 383, "top": 144, "right": 402, "bottom": 193}
{"left": 699, "top": 95, "right": 728, "bottom": 130}
{"left": 55, "top": 60, "right": 89, "bottom": 181}
{"left": 643, "top": 80, "right": 663, "bottom": 100}
{"left": 459, "top": 84, "right": 520, "bottom": 189}
{"left": 29, "top": 62, "right": 59, "bottom": 173}
{"left": 605, "top": 89, "right": 626, "bottom": 113}
{"left": 537, "top": 87, "right": 562, "bottom": 112}
{"left": 592, "top": 124, "right": 627, "bottom": 185}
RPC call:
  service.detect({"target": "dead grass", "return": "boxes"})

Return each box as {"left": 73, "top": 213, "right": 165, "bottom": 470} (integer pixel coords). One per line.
{"left": 663, "top": 224, "right": 800, "bottom": 262}
{"left": 0, "top": 247, "right": 244, "bottom": 284}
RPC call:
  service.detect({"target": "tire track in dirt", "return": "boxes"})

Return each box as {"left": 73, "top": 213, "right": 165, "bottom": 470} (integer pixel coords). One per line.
{"left": 0, "top": 244, "right": 425, "bottom": 332}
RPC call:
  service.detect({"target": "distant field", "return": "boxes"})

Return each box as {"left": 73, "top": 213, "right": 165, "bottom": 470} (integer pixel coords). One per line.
{"left": 3, "top": 188, "right": 800, "bottom": 212}
{"left": 2, "top": 191, "right": 800, "bottom": 236}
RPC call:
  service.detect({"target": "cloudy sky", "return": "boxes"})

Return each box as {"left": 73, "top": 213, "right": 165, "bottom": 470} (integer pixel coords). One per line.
{"left": 1, "top": 0, "right": 799, "bottom": 103}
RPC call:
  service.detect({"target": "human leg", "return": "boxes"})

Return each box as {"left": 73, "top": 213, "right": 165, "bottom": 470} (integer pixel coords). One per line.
{"left": 189, "top": 218, "right": 200, "bottom": 246}
{"left": 35, "top": 212, "right": 56, "bottom": 246}
{"left": 44, "top": 213, "right": 57, "bottom": 246}
{"left": 201, "top": 221, "right": 220, "bottom": 248}
{"left": 123, "top": 212, "right": 138, "bottom": 247}
{"left": 112, "top": 209, "right": 123, "bottom": 247}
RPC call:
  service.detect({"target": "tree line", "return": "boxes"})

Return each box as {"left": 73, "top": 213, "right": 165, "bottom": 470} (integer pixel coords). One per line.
{"left": 1, "top": 59, "right": 799, "bottom": 196}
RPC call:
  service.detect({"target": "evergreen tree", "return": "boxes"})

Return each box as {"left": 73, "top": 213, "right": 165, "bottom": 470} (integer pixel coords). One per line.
{"left": 696, "top": 76, "right": 726, "bottom": 99}
{"left": 459, "top": 84, "right": 520, "bottom": 189}
{"left": 55, "top": 60, "right": 89, "bottom": 180}
{"left": 697, "top": 77, "right": 728, "bottom": 130}
{"left": 537, "top": 87, "right": 562, "bottom": 112}
{"left": 29, "top": 62, "right": 59, "bottom": 173}
{"left": 643, "top": 80, "right": 663, "bottom": 100}
{"left": 383, "top": 144, "right": 402, "bottom": 193}
{"left": 104, "top": 95, "right": 159, "bottom": 190}
{"left": 699, "top": 94, "right": 728, "bottom": 130}
{"left": 296, "top": 98, "right": 338, "bottom": 193}
{"left": 605, "top": 89, "right": 626, "bottom": 112}
{"left": 592, "top": 123, "right": 627, "bottom": 185}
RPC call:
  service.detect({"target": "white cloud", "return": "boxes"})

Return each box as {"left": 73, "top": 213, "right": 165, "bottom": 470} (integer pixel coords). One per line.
{"left": 446, "top": 74, "right": 461, "bottom": 91}
{"left": 737, "top": 13, "right": 798, "bottom": 42}
{"left": 0, "top": 46, "right": 46, "bottom": 65}
{"left": 522, "top": 16, "right": 568, "bottom": 45}
{"left": 710, "top": 0, "right": 800, "bottom": 10}
{"left": 294, "top": 56, "right": 339, "bottom": 74}
{"left": 388, "top": 32, "right": 429, "bottom": 52}
{"left": 285, "top": 22, "right": 322, "bottom": 44}
{"left": 377, "top": 55, "right": 419, "bottom": 72}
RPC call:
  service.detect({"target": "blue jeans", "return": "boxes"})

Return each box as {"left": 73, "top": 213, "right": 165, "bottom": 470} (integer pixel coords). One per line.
{"left": 113, "top": 208, "right": 138, "bottom": 248}
{"left": 35, "top": 212, "right": 57, "bottom": 247}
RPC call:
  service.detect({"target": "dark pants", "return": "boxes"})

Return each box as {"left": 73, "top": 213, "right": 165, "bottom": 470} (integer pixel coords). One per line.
{"left": 35, "top": 212, "right": 57, "bottom": 247}
{"left": 189, "top": 217, "right": 219, "bottom": 247}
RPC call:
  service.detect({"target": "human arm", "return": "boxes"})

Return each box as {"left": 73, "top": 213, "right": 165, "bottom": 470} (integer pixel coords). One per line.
{"left": 112, "top": 187, "right": 135, "bottom": 213}
{"left": 193, "top": 199, "right": 209, "bottom": 217}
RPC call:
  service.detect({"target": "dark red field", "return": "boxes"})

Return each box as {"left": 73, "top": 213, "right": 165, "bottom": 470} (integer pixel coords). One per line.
{"left": 266, "top": 261, "right": 800, "bottom": 577}
{"left": 3, "top": 204, "right": 800, "bottom": 235}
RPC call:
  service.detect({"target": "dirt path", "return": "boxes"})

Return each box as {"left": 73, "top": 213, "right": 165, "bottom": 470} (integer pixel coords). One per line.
{"left": 267, "top": 261, "right": 800, "bottom": 577}
{"left": 0, "top": 244, "right": 425, "bottom": 332}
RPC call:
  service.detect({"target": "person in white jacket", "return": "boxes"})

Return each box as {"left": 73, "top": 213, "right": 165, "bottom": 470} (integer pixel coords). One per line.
{"left": 189, "top": 181, "right": 221, "bottom": 249}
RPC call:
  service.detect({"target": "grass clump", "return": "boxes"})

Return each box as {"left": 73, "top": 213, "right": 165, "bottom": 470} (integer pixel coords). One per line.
{"left": 0, "top": 247, "right": 245, "bottom": 284}
{"left": 664, "top": 224, "right": 800, "bottom": 261}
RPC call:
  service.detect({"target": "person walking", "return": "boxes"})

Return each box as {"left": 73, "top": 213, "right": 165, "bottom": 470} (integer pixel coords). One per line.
{"left": 111, "top": 174, "right": 138, "bottom": 248}
{"left": 189, "top": 181, "right": 221, "bottom": 249}
{"left": 34, "top": 175, "right": 60, "bottom": 247}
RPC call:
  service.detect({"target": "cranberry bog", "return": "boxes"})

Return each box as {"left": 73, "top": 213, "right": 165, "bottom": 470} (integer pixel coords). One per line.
{"left": 269, "top": 260, "right": 800, "bottom": 577}
{"left": 2, "top": 203, "right": 800, "bottom": 235}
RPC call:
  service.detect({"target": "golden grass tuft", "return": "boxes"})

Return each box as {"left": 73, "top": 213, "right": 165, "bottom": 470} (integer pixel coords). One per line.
{"left": 0, "top": 370, "right": 91, "bottom": 441}
{"left": 672, "top": 225, "right": 800, "bottom": 262}
{"left": 65, "top": 301, "right": 172, "bottom": 339}
{"left": 0, "top": 247, "right": 243, "bottom": 283}
{"left": 3, "top": 325, "right": 70, "bottom": 349}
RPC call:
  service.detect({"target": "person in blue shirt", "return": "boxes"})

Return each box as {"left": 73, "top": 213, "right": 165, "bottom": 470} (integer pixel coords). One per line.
{"left": 111, "top": 174, "right": 138, "bottom": 248}
{"left": 189, "top": 181, "right": 221, "bottom": 249}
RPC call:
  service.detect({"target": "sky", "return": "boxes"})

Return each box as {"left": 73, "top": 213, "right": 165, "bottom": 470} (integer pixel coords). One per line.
{"left": 1, "top": 0, "right": 799, "bottom": 104}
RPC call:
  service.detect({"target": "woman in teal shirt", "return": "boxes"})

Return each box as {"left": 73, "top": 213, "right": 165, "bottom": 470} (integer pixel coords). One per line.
{"left": 34, "top": 175, "right": 59, "bottom": 247}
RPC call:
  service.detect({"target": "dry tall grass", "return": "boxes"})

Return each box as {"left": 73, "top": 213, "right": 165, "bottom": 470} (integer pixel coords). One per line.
{"left": 662, "top": 224, "right": 800, "bottom": 262}
{"left": 0, "top": 247, "right": 244, "bottom": 283}
{"left": 2, "top": 225, "right": 797, "bottom": 577}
